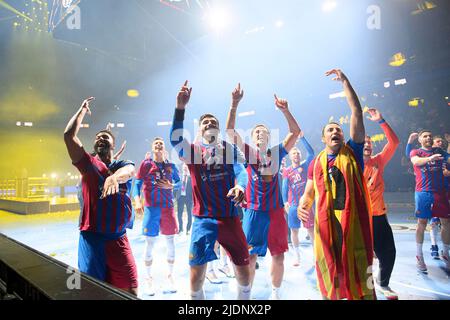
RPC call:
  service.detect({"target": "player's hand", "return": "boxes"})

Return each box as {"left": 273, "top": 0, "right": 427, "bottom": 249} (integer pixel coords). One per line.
{"left": 274, "top": 94, "right": 289, "bottom": 112}
{"left": 227, "top": 187, "right": 247, "bottom": 207}
{"left": 366, "top": 108, "right": 383, "bottom": 122}
{"left": 81, "top": 97, "right": 95, "bottom": 115}
{"left": 297, "top": 205, "right": 310, "bottom": 224}
{"left": 428, "top": 154, "right": 443, "bottom": 163}
{"left": 134, "top": 200, "right": 144, "bottom": 217}
{"left": 156, "top": 178, "right": 174, "bottom": 190}
{"left": 145, "top": 152, "right": 151, "bottom": 160}
{"left": 408, "top": 132, "right": 419, "bottom": 144}
{"left": 100, "top": 175, "right": 119, "bottom": 199}
{"left": 231, "top": 83, "right": 244, "bottom": 107}
{"left": 325, "top": 69, "right": 348, "bottom": 83}
{"left": 176, "top": 80, "right": 192, "bottom": 110}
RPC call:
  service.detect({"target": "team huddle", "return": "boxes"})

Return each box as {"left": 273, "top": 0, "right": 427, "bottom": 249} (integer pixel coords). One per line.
{"left": 63, "top": 69, "right": 450, "bottom": 300}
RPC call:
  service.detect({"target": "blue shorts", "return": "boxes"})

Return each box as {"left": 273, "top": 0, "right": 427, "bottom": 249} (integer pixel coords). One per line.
{"left": 243, "top": 208, "right": 288, "bottom": 257}
{"left": 142, "top": 206, "right": 178, "bottom": 237}
{"left": 288, "top": 206, "right": 301, "bottom": 229}
{"left": 189, "top": 216, "right": 249, "bottom": 267}
{"left": 415, "top": 191, "right": 450, "bottom": 219}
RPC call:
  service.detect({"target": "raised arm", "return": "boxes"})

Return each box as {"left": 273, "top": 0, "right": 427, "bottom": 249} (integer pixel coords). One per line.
{"left": 274, "top": 94, "right": 301, "bottom": 152}
{"left": 226, "top": 83, "right": 245, "bottom": 150}
{"left": 405, "top": 132, "right": 418, "bottom": 159}
{"left": 113, "top": 141, "right": 127, "bottom": 160}
{"left": 299, "top": 134, "right": 315, "bottom": 166}
{"left": 63, "top": 97, "right": 94, "bottom": 163}
{"left": 170, "top": 81, "right": 192, "bottom": 159}
{"left": 326, "top": 69, "right": 365, "bottom": 143}
{"left": 367, "top": 109, "right": 399, "bottom": 164}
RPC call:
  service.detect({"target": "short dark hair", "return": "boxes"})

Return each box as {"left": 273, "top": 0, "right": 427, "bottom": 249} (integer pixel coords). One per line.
{"left": 418, "top": 130, "right": 432, "bottom": 137}
{"left": 322, "top": 122, "right": 341, "bottom": 137}
{"left": 433, "top": 135, "right": 443, "bottom": 141}
{"left": 251, "top": 124, "right": 270, "bottom": 137}
{"left": 95, "top": 130, "right": 115, "bottom": 145}
{"left": 199, "top": 114, "right": 219, "bottom": 126}
{"left": 153, "top": 137, "right": 164, "bottom": 142}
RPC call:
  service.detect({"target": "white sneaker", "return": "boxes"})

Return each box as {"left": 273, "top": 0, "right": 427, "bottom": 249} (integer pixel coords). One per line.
{"left": 163, "top": 274, "right": 177, "bottom": 294}
{"left": 416, "top": 255, "right": 428, "bottom": 274}
{"left": 145, "top": 277, "right": 156, "bottom": 296}
{"left": 269, "top": 289, "right": 281, "bottom": 300}
{"left": 206, "top": 271, "right": 223, "bottom": 284}
{"left": 218, "top": 265, "right": 234, "bottom": 278}
{"left": 375, "top": 281, "right": 398, "bottom": 300}
{"left": 293, "top": 256, "right": 300, "bottom": 267}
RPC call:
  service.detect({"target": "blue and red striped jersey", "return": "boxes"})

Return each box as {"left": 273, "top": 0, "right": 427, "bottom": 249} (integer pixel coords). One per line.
{"left": 134, "top": 159, "right": 180, "bottom": 208}
{"left": 410, "top": 148, "right": 448, "bottom": 192}
{"left": 73, "top": 150, "right": 135, "bottom": 236}
{"left": 242, "top": 142, "right": 288, "bottom": 211}
{"left": 283, "top": 165, "right": 308, "bottom": 207}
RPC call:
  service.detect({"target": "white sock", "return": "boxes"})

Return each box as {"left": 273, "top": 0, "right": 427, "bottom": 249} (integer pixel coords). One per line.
{"left": 294, "top": 245, "right": 301, "bottom": 258}
{"left": 167, "top": 262, "right": 174, "bottom": 276}
{"left": 417, "top": 243, "right": 423, "bottom": 256}
{"left": 430, "top": 224, "right": 438, "bottom": 246}
{"left": 145, "top": 263, "right": 152, "bottom": 279}
{"left": 237, "top": 283, "right": 252, "bottom": 300}
{"left": 443, "top": 244, "right": 450, "bottom": 257}
{"left": 191, "top": 289, "right": 205, "bottom": 300}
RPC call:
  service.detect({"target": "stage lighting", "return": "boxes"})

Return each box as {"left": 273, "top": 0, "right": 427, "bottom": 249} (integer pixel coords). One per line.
{"left": 127, "top": 89, "right": 139, "bottom": 98}
{"left": 157, "top": 121, "right": 172, "bottom": 126}
{"left": 16, "top": 121, "right": 22, "bottom": 126}
{"left": 116, "top": 123, "right": 125, "bottom": 128}
{"left": 275, "top": 20, "right": 284, "bottom": 28}
{"left": 322, "top": 0, "right": 337, "bottom": 12}
{"left": 24, "top": 122, "right": 33, "bottom": 127}
{"left": 394, "top": 78, "right": 407, "bottom": 86}
{"left": 204, "top": 7, "right": 231, "bottom": 33}
{"left": 384, "top": 81, "right": 391, "bottom": 88}
{"left": 238, "top": 111, "right": 255, "bottom": 117}
{"left": 389, "top": 53, "right": 407, "bottom": 67}
{"left": 329, "top": 91, "right": 345, "bottom": 99}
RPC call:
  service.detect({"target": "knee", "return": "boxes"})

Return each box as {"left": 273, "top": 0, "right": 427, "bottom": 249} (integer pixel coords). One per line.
{"left": 273, "top": 254, "right": 284, "bottom": 265}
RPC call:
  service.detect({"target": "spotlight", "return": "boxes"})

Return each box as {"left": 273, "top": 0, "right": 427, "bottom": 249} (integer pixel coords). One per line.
{"left": 204, "top": 7, "right": 231, "bottom": 33}
{"left": 275, "top": 20, "right": 284, "bottom": 28}
{"left": 322, "top": 0, "right": 337, "bottom": 12}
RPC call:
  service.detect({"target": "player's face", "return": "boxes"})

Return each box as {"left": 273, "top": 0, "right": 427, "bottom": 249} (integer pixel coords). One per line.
{"left": 364, "top": 136, "right": 373, "bottom": 156}
{"left": 289, "top": 148, "right": 301, "bottom": 163}
{"left": 419, "top": 132, "right": 433, "bottom": 148}
{"left": 152, "top": 139, "right": 165, "bottom": 153}
{"left": 200, "top": 117, "right": 219, "bottom": 140}
{"left": 252, "top": 126, "right": 269, "bottom": 147}
{"left": 94, "top": 132, "right": 114, "bottom": 156}
{"left": 433, "top": 138, "right": 444, "bottom": 148}
{"left": 322, "top": 124, "right": 344, "bottom": 149}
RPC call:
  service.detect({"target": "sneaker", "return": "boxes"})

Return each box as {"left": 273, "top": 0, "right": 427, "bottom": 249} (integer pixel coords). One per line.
{"left": 145, "top": 277, "right": 156, "bottom": 296}
{"left": 441, "top": 252, "right": 450, "bottom": 271}
{"left": 306, "top": 234, "right": 310, "bottom": 241}
{"left": 218, "top": 265, "right": 234, "bottom": 278}
{"left": 269, "top": 289, "right": 281, "bottom": 300}
{"left": 375, "top": 283, "right": 398, "bottom": 300}
{"left": 206, "top": 271, "right": 223, "bottom": 284}
{"left": 293, "top": 255, "right": 300, "bottom": 267}
{"left": 416, "top": 255, "right": 428, "bottom": 274}
{"left": 163, "top": 274, "right": 177, "bottom": 294}
{"left": 255, "top": 261, "right": 259, "bottom": 270}
{"left": 430, "top": 245, "right": 439, "bottom": 260}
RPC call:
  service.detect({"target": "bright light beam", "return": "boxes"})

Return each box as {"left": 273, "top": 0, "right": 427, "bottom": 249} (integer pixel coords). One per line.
{"left": 0, "top": 0, "right": 33, "bottom": 21}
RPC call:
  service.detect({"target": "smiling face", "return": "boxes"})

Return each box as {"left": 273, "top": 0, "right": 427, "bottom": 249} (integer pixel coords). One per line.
{"left": 419, "top": 131, "right": 433, "bottom": 149}
{"left": 199, "top": 115, "right": 219, "bottom": 142}
{"left": 94, "top": 131, "right": 115, "bottom": 157}
{"left": 322, "top": 123, "right": 344, "bottom": 153}
{"left": 289, "top": 147, "right": 301, "bottom": 165}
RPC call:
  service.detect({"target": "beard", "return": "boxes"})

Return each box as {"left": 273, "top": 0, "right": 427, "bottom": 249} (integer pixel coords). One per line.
{"left": 94, "top": 140, "right": 111, "bottom": 157}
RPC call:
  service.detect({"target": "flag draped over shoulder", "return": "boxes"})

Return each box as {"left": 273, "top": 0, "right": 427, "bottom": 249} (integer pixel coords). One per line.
{"left": 312, "top": 145, "right": 375, "bottom": 300}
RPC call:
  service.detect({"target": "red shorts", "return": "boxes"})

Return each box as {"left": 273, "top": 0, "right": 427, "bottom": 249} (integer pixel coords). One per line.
{"left": 268, "top": 208, "right": 289, "bottom": 256}
{"left": 105, "top": 235, "right": 138, "bottom": 289}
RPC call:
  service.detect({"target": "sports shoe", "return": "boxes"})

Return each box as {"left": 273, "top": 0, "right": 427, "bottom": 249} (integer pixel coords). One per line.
{"left": 269, "top": 289, "right": 281, "bottom": 300}
{"left": 293, "top": 254, "right": 300, "bottom": 267}
{"left": 306, "top": 234, "right": 310, "bottom": 241}
{"left": 163, "top": 274, "right": 177, "bottom": 294}
{"left": 255, "top": 261, "right": 259, "bottom": 270}
{"left": 375, "top": 282, "right": 398, "bottom": 300}
{"left": 218, "top": 265, "right": 234, "bottom": 278}
{"left": 206, "top": 271, "right": 223, "bottom": 284}
{"left": 145, "top": 277, "right": 156, "bottom": 296}
{"left": 441, "top": 252, "right": 450, "bottom": 271}
{"left": 430, "top": 245, "right": 440, "bottom": 260}
{"left": 416, "top": 255, "right": 428, "bottom": 274}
